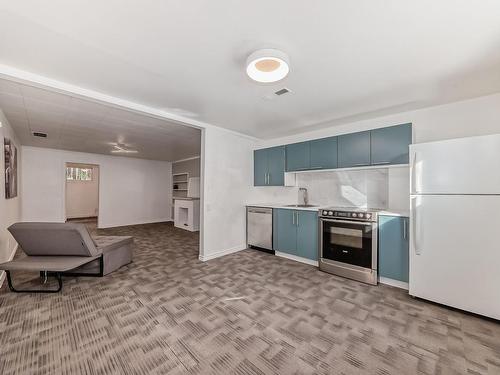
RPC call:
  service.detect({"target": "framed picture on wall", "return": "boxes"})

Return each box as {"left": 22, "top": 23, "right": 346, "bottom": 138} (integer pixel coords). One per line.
{"left": 4, "top": 137, "right": 18, "bottom": 199}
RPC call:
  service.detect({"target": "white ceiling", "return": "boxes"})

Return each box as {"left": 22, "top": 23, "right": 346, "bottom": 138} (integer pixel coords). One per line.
{"left": 1, "top": 1, "right": 500, "bottom": 138}
{"left": 0, "top": 78, "right": 201, "bottom": 161}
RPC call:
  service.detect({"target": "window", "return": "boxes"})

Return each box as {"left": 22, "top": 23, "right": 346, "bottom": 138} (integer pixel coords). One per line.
{"left": 66, "top": 167, "right": 93, "bottom": 181}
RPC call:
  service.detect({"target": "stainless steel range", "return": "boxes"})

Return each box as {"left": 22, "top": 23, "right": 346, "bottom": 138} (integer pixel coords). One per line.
{"left": 318, "top": 207, "right": 379, "bottom": 285}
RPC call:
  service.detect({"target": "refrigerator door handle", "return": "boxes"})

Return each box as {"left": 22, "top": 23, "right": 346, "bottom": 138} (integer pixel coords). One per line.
{"left": 411, "top": 151, "right": 418, "bottom": 194}
{"left": 411, "top": 196, "right": 421, "bottom": 255}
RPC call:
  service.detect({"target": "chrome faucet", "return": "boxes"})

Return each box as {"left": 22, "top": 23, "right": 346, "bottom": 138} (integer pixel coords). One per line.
{"left": 298, "top": 187, "right": 308, "bottom": 206}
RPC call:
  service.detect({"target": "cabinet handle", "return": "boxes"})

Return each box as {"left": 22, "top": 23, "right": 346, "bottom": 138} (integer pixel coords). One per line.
{"left": 292, "top": 211, "right": 295, "bottom": 225}
{"left": 267, "top": 173, "right": 271, "bottom": 184}
{"left": 403, "top": 218, "right": 407, "bottom": 240}
{"left": 296, "top": 211, "right": 299, "bottom": 226}
{"left": 372, "top": 161, "right": 390, "bottom": 165}
{"left": 353, "top": 163, "right": 367, "bottom": 166}
{"left": 309, "top": 166, "right": 323, "bottom": 169}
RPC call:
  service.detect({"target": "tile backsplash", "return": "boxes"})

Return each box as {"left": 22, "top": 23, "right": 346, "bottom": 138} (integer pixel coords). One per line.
{"left": 296, "top": 169, "right": 388, "bottom": 208}
{"left": 249, "top": 167, "right": 410, "bottom": 210}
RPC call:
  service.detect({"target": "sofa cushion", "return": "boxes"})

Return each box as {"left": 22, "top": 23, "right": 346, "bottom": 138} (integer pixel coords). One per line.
{"left": 8, "top": 222, "right": 100, "bottom": 257}
{"left": 72, "top": 236, "right": 134, "bottom": 275}
{"left": 93, "top": 236, "right": 134, "bottom": 252}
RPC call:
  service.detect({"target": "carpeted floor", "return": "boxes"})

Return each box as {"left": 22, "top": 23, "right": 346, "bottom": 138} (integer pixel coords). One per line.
{"left": 1, "top": 221, "right": 499, "bottom": 374}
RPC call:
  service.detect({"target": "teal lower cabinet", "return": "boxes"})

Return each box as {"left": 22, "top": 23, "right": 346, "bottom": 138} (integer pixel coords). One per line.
{"left": 273, "top": 208, "right": 297, "bottom": 255}
{"left": 378, "top": 215, "right": 409, "bottom": 283}
{"left": 273, "top": 208, "right": 318, "bottom": 261}
{"left": 296, "top": 211, "right": 318, "bottom": 260}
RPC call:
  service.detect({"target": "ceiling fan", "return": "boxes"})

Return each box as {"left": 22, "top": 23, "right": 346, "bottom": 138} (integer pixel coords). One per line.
{"left": 109, "top": 142, "right": 138, "bottom": 154}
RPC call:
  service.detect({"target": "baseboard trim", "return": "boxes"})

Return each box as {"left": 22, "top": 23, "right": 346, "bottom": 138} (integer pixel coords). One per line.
{"left": 0, "top": 244, "right": 18, "bottom": 288}
{"left": 379, "top": 276, "right": 409, "bottom": 290}
{"left": 99, "top": 218, "right": 172, "bottom": 229}
{"left": 199, "top": 244, "right": 246, "bottom": 262}
{"left": 275, "top": 251, "right": 319, "bottom": 267}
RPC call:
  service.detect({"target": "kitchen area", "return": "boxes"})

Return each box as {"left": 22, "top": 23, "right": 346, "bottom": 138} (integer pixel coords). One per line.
{"left": 247, "top": 123, "right": 500, "bottom": 321}
{"left": 248, "top": 123, "right": 412, "bottom": 288}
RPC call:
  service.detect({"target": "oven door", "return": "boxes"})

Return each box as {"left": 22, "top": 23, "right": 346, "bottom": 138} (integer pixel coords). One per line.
{"left": 320, "top": 218, "right": 377, "bottom": 269}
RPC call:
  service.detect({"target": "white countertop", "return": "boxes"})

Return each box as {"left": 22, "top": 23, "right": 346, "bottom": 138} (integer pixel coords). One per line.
{"left": 246, "top": 203, "right": 324, "bottom": 211}
{"left": 378, "top": 209, "right": 410, "bottom": 217}
{"left": 246, "top": 204, "right": 409, "bottom": 217}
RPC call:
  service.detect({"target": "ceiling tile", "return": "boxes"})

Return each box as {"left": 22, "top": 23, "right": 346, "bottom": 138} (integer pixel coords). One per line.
{"left": 0, "top": 80, "right": 22, "bottom": 96}
{"left": 2, "top": 108, "right": 28, "bottom": 122}
{"left": 23, "top": 97, "right": 70, "bottom": 116}
{"left": 0, "top": 92, "right": 25, "bottom": 108}
{"left": 26, "top": 109, "right": 67, "bottom": 125}
{"left": 69, "top": 97, "right": 109, "bottom": 113}
{"left": 21, "top": 85, "right": 72, "bottom": 106}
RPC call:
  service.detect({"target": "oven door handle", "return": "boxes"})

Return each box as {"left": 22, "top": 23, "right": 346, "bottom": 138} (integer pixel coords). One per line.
{"left": 320, "top": 218, "right": 373, "bottom": 226}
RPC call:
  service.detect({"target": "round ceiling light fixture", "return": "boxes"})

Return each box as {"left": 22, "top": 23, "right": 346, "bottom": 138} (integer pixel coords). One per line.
{"left": 246, "top": 49, "right": 290, "bottom": 83}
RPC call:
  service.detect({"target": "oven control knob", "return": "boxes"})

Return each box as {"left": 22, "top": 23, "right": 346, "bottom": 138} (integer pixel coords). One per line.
{"left": 328, "top": 211, "right": 333, "bottom": 216}
{"left": 322, "top": 210, "right": 328, "bottom": 215}
{"left": 352, "top": 213, "right": 357, "bottom": 218}
{"left": 366, "top": 214, "right": 371, "bottom": 219}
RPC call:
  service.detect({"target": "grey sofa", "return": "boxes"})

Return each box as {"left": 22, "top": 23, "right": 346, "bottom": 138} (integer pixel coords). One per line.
{"left": 0, "top": 222, "right": 133, "bottom": 293}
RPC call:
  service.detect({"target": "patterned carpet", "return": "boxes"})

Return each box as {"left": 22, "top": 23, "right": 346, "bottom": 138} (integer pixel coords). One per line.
{"left": 1, "top": 221, "right": 500, "bottom": 374}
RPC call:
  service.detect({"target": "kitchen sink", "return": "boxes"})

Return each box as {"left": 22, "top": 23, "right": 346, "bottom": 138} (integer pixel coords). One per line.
{"left": 284, "top": 204, "right": 318, "bottom": 208}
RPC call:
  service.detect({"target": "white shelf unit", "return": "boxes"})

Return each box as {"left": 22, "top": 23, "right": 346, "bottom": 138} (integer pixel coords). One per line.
{"left": 173, "top": 173, "right": 189, "bottom": 195}
{"left": 172, "top": 173, "right": 189, "bottom": 218}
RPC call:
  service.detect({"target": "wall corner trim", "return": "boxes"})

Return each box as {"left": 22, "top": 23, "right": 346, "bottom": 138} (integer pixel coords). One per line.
{"left": 198, "top": 244, "right": 246, "bottom": 262}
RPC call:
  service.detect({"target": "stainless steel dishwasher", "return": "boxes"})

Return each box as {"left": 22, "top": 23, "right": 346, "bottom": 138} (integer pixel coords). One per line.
{"left": 246, "top": 206, "right": 273, "bottom": 252}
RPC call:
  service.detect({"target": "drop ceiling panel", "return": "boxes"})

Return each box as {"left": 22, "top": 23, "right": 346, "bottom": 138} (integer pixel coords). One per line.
{"left": 20, "top": 85, "right": 72, "bottom": 106}
{"left": 0, "top": 78, "right": 200, "bottom": 161}
{"left": 0, "top": 80, "right": 22, "bottom": 95}
{"left": 0, "top": 92, "right": 24, "bottom": 108}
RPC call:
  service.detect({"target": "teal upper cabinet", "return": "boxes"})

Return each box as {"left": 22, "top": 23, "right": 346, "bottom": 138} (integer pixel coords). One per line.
{"left": 310, "top": 136, "right": 338, "bottom": 170}
{"left": 338, "top": 130, "right": 371, "bottom": 168}
{"left": 273, "top": 208, "right": 318, "bottom": 261}
{"left": 254, "top": 149, "right": 268, "bottom": 186}
{"left": 286, "top": 141, "right": 310, "bottom": 172}
{"left": 253, "top": 146, "right": 285, "bottom": 186}
{"left": 286, "top": 137, "right": 338, "bottom": 171}
{"left": 256, "top": 124, "right": 411, "bottom": 180}
{"left": 267, "top": 146, "right": 285, "bottom": 186}
{"left": 378, "top": 215, "right": 409, "bottom": 283}
{"left": 371, "top": 123, "right": 412, "bottom": 165}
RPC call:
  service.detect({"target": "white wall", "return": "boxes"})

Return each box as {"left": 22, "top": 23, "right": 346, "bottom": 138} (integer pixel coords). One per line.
{"left": 200, "top": 126, "right": 255, "bottom": 260}
{"left": 21, "top": 147, "right": 172, "bottom": 228}
{"left": 257, "top": 93, "right": 500, "bottom": 148}
{"left": 251, "top": 93, "right": 500, "bottom": 210}
{"left": 0, "top": 109, "right": 21, "bottom": 283}
{"left": 65, "top": 164, "right": 99, "bottom": 219}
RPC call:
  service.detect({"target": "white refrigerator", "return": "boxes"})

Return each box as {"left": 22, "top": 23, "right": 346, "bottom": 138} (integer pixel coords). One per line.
{"left": 410, "top": 134, "right": 500, "bottom": 320}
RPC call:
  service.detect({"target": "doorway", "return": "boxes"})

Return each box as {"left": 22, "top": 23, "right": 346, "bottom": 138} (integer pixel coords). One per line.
{"left": 65, "top": 163, "right": 99, "bottom": 222}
